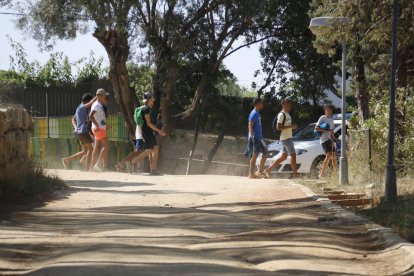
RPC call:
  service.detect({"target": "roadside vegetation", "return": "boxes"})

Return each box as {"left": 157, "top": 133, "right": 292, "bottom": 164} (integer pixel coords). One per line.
{"left": 0, "top": 165, "right": 66, "bottom": 202}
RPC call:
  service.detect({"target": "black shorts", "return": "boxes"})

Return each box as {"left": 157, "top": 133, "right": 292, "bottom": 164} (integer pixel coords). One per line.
{"left": 322, "top": 140, "right": 335, "bottom": 153}
{"left": 77, "top": 133, "right": 93, "bottom": 145}
{"left": 142, "top": 131, "right": 157, "bottom": 150}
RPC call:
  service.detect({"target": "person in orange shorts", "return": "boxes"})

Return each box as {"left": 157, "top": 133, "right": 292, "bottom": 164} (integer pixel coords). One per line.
{"left": 89, "top": 88, "right": 110, "bottom": 172}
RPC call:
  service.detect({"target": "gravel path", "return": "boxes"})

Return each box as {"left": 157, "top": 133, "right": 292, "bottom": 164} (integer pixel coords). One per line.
{"left": 0, "top": 170, "right": 413, "bottom": 275}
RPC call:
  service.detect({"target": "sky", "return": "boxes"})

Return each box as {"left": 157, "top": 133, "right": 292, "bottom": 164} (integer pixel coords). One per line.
{"left": 0, "top": 10, "right": 262, "bottom": 88}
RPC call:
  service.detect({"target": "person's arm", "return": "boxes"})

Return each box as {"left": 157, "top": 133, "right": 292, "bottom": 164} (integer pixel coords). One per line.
{"left": 84, "top": 96, "right": 97, "bottom": 109}
{"left": 89, "top": 110, "right": 99, "bottom": 129}
{"left": 277, "top": 123, "right": 297, "bottom": 131}
{"left": 144, "top": 114, "right": 166, "bottom": 136}
{"left": 71, "top": 115, "right": 77, "bottom": 130}
{"left": 315, "top": 126, "right": 331, "bottom": 132}
{"left": 315, "top": 117, "right": 329, "bottom": 132}
{"left": 248, "top": 120, "right": 255, "bottom": 139}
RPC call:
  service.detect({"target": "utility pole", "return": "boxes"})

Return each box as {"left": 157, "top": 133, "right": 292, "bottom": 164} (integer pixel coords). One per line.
{"left": 384, "top": 0, "right": 399, "bottom": 202}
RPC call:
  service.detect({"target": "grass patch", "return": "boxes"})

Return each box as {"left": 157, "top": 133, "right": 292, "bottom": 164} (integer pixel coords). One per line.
{"left": 0, "top": 166, "right": 66, "bottom": 201}
{"left": 357, "top": 195, "right": 414, "bottom": 243}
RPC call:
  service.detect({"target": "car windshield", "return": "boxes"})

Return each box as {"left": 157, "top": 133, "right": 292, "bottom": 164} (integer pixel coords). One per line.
{"left": 293, "top": 124, "right": 318, "bottom": 141}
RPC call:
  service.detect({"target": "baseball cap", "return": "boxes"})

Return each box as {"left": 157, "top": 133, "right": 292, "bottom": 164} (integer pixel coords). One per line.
{"left": 96, "top": 88, "right": 109, "bottom": 97}
{"left": 143, "top": 92, "right": 153, "bottom": 103}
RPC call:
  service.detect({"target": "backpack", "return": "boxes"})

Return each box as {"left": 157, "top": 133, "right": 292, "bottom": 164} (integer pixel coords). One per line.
{"left": 272, "top": 111, "right": 286, "bottom": 134}
{"left": 134, "top": 106, "right": 145, "bottom": 127}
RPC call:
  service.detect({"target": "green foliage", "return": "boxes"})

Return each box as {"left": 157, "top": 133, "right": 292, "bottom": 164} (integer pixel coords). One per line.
{"left": 1, "top": 38, "right": 106, "bottom": 88}
{"left": 127, "top": 63, "right": 153, "bottom": 99}
{"left": 311, "top": 0, "right": 414, "bottom": 176}
{"left": 363, "top": 88, "right": 414, "bottom": 174}
{"left": 256, "top": 0, "right": 337, "bottom": 104}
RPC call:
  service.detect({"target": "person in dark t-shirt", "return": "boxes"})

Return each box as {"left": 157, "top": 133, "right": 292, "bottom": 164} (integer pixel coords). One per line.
{"left": 126, "top": 92, "right": 166, "bottom": 174}
{"left": 62, "top": 93, "right": 96, "bottom": 171}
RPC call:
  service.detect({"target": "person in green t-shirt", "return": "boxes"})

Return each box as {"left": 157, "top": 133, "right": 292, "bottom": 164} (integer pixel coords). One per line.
{"left": 126, "top": 92, "right": 166, "bottom": 174}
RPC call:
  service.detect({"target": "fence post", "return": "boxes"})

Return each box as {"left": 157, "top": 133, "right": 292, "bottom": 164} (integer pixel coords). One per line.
{"left": 46, "top": 91, "right": 50, "bottom": 138}
{"left": 367, "top": 128, "right": 372, "bottom": 171}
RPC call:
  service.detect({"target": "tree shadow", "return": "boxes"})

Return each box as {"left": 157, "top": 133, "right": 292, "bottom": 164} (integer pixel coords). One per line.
{"left": 1, "top": 181, "right": 413, "bottom": 275}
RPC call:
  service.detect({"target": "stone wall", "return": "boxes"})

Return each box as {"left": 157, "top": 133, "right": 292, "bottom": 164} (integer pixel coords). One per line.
{"left": 0, "top": 107, "right": 33, "bottom": 181}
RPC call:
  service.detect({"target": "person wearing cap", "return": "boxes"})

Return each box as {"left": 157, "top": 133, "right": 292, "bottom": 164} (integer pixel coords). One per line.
{"left": 126, "top": 92, "right": 166, "bottom": 174}
{"left": 245, "top": 98, "right": 268, "bottom": 179}
{"left": 90, "top": 88, "right": 111, "bottom": 172}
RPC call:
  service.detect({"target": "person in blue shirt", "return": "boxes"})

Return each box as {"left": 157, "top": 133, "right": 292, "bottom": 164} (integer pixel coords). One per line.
{"left": 62, "top": 93, "right": 96, "bottom": 171}
{"left": 245, "top": 98, "right": 268, "bottom": 178}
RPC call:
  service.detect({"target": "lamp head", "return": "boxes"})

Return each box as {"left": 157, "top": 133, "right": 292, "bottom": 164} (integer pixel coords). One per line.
{"left": 309, "top": 16, "right": 349, "bottom": 36}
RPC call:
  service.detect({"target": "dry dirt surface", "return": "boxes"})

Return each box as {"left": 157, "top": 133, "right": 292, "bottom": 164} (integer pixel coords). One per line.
{"left": 1, "top": 170, "right": 414, "bottom": 275}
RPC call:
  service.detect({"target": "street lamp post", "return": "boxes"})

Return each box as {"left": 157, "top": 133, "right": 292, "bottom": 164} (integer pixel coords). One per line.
{"left": 309, "top": 16, "right": 349, "bottom": 185}
{"left": 384, "top": 0, "right": 399, "bottom": 202}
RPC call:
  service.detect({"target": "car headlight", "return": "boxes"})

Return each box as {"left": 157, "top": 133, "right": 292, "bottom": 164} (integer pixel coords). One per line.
{"left": 296, "top": 149, "right": 307, "bottom": 155}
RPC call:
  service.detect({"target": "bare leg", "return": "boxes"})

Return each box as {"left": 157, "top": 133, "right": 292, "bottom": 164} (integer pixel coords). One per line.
{"left": 90, "top": 140, "right": 102, "bottom": 171}
{"left": 150, "top": 146, "right": 159, "bottom": 172}
{"left": 319, "top": 152, "right": 332, "bottom": 178}
{"left": 117, "top": 150, "right": 142, "bottom": 170}
{"left": 248, "top": 153, "right": 258, "bottom": 178}
{"left": 62, "top": 147, "right": 87, "bottom": 169}
{"left": 291, "top": 153, "right": 299, "bottom": 178}
{"left": 130, "top": 149, "right": 153, "bottom": 165}
{"left": 84, "top": 143, "right": 93, "bottom": 171}
{"left": 264, "top": 153, "right": 288, "bottom": 174}
{"left": 331, "top": 151, "right": 337, "bottom": 169}
{"left": 96, "top": 138, "right": 110, "bottom": 170}
{"left": 258, "top": 153, "right": 268, "bottom": 174}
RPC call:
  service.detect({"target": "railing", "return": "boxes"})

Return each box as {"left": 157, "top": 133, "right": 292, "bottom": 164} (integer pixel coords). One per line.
{"left": 33, "top": 114, "right": 131, "bottom": 142}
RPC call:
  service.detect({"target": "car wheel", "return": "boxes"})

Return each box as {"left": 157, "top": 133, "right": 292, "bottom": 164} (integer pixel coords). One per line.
{"left": 310, "top": 156, "right": 325, "bottom": 179}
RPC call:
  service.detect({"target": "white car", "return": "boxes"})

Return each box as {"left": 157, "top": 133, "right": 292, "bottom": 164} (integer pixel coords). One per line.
{"left": 257, "top": 120, "right": 345, "bottom": 178}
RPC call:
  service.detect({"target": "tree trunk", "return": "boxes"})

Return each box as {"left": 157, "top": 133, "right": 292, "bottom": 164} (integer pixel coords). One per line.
{"left": 355, "top": 53, "right": 369, "bottom": 123}
{"left": 94, "top": 29, "right": 138, "bottom": 135}
{"left": 183, "top": 73, "right": 211, "bottom": 119}
{"left": 202, "top": 127, "right": 225, "bottom": 174}
{"left": 186, "top": 115, "right": 201, "bottom": 175}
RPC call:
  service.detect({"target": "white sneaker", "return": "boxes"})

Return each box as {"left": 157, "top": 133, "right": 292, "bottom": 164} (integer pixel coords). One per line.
{"left": 93, "top": 166, "right": 104, "bottom": 173}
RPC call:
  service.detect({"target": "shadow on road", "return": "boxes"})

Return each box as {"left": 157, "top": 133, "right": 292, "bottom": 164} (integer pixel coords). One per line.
{"left": 0, "top": 176, "right": 413, "bottom": 275}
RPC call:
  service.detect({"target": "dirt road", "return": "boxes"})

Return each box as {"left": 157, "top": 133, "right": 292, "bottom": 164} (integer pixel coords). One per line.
{"left": 1, "top": 170, "right": 413, "bottom": 275}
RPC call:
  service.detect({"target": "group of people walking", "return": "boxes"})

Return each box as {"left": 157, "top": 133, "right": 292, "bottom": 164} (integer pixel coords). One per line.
{"left": 246, "top": 97, "right": 337, "bottom": 179}
{"left": 63, "top": 89, "right": 335, "bottom": 179}
{"left": 62, "top": 89, "right": 166, "bottom": 174}
{"left": 62, "top": 89, "right": 110, "bottom": 172}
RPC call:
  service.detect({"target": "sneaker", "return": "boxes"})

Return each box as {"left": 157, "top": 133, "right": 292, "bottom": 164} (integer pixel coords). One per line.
{"left": 125, "top": 162, "right": 135, "bottom": 174}
{"left": 93, "top": 166, "right": 104, "bottom": 173}
{"left": 255, "top": 172, "right": 268, "bottom": 179}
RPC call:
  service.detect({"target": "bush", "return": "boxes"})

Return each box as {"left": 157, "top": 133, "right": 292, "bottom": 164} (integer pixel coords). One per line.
{"left": 0, "top": 166, "right": 66, "bottom": 200}
{"left": 363, "top": 88, "right": 414, "bottom": 175}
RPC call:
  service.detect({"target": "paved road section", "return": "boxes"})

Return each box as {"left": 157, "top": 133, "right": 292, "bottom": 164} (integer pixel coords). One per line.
{"left": 1, "top": 170, "right": 413, "bottom": 275}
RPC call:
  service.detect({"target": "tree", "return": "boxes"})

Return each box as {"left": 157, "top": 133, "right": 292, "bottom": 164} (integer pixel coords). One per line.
{"left": 310, "top": 0, "right": 414, "bottom": 125}
{"left": 255, "top": 0, "right": 337, "bottom": 110}
{"left": 2, "top": 38, "right": 106, "bottom": 87}
{"left": 13, "top": 0, "right": 143, "bottom": 134}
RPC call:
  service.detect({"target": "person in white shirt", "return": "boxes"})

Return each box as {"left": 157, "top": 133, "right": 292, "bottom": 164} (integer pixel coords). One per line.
{"left": 115, "top": 119, "right": 145, "bottom": 172}
{"left": 89, "top": 88, "right": 110, "bottom": 172}
{"left": 315, "top": 104, "right": 337, "bottom": 178}
{"left": 264, "top": 98, "right": 299, "bottom": 178}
